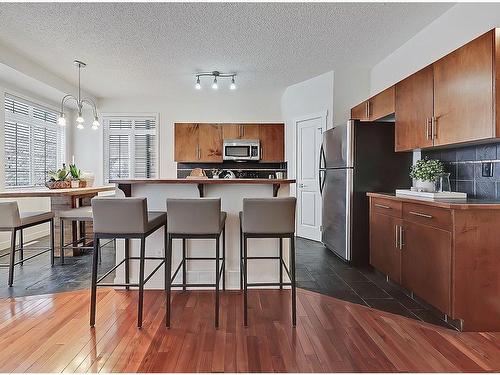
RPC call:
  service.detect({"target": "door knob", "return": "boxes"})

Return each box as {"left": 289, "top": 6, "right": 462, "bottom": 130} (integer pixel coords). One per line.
{"left": 298, "top": 183, "right": 305, "bottom": 188}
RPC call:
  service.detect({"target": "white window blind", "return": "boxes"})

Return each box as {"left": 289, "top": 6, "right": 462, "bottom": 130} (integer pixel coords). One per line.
{"left": 104, "top": 116, "right": 157, "bottom": 181}
{"left": 4, "top": 95, "right": 65, "bottom": 188}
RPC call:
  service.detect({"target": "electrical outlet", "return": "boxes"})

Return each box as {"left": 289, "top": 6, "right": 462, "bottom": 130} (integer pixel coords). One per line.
{"left": 482, "top": 162, "right": 493, "bottom": 177}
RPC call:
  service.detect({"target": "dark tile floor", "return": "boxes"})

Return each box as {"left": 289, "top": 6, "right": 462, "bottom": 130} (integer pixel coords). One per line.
{"left": 295, "top": 237, "right": 456, "bottom": 329}
{"left": 0, "top": 237, "right": 116, "bottom": 299}
{"left": 0, "top": 235, "right": 455, "bottom": 329}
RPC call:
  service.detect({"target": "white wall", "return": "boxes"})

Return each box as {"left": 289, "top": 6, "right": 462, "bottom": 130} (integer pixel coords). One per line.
{"left": 333, "top": 67, "right": 371, "bottom": 125}
{"left": 371, "top": 3, "right": 500, "bottom": 94}
{"left": 91, "top": 89, "right": 283, "bottom": 181}
{"left": 280, "top": 71, "right": 334, "bottom": 180}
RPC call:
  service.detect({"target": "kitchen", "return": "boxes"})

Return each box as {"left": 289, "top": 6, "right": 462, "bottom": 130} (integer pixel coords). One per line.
{"left": 0, "top": 2, "right": 499, "bottom": 373}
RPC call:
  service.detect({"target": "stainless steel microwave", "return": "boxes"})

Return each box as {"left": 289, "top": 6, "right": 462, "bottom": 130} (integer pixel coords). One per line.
{"left": 223, "top": 139, "right": 260, "bottom": 161}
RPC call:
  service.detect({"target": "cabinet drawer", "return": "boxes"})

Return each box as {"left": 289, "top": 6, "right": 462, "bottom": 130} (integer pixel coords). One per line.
{"left": 403, "top": 203, "right": 452, "bottom": 231}
{"left": 371, "top": 198, "right": 402, "bottom": 218}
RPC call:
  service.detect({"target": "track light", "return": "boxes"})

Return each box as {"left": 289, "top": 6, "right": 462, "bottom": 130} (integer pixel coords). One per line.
{"left": 194, "top": 71, "right": 237, "bottom": 91}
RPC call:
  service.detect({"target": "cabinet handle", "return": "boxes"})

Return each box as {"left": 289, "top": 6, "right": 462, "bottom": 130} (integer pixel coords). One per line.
{"left": 399, "top": 226, "right": 404, "bottom": 250}
{"left": 374, "top": 203, "right": 391, "bottom": 209}
{"left": 431, "top": 116, "right": 437, "bottom": 140}
{"left": 197, "top": 146, "right": 201, "bottom": 160}
{"left": 409, "top": 211, "right": 433, "bottom": 219}
{"left": 395, "top": 225, "right": 399, "bottom": 248}
{"left": 425, "top": 118, "right": 432, "bottom": 140}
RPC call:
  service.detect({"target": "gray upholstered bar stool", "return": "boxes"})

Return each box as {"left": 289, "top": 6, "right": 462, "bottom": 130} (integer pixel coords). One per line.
{"left": 165, "top": 198, "right": 226, "bottom": 328}
{"left": 239, "top": 197, "right": 297, "bottom": 326}
{"left": 0, "top": 202, "right": 55, "bottom": 286}
{"left": 90, "top": 197, "right": 166, "bottom": 328}
{"left": 58, "top": 190, "right": 125, "bottom": 264}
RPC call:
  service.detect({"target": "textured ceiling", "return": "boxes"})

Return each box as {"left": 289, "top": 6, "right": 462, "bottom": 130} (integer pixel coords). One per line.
{"left": 0, "top": 2, "right": 453, "bottom": 99}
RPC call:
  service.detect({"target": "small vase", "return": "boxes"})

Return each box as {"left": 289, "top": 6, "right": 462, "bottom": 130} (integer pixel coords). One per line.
{"left": 70, "top": 180, "right": 80, "bottom": 188}
{"left": 413, "top": 179, "right": 436, "bottom": 192}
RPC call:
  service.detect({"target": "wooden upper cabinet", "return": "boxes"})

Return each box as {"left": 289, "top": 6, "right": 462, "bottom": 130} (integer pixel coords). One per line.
{"left": 260, "top": 124, "right": 285, "bottom": 162}
{"left": 241, "top": 124, "right": 260, "bottom": 139}
{"left": 222, "top": 124, "right": 241, "bottom": 139}
{"left": 368, "top": 86, "right": 395, "bottom": 120}
{"left": 222, "top": 124, "right": 261, "bottom": 140}
{"left": 351, "top": 101, "right": 369, "bottom": 121}
{"left": 433, "top": 30, "right": 495, "bottom": 146}
{"left": 198, "top": 124, "right": 222, "bottom": 162}
{"left": 351, "top": 86, "right": 395, "bottom": 121}
{"left": 174, "top": 123, "right": 199, "bottom": 162}
{"left": 395, "top": 65, "right": 434, "bottom": 151}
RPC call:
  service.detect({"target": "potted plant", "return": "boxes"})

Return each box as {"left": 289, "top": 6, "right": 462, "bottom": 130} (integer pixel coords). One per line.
{"left": 69, "top": 164, "right": 83, "bottom": 188}
{"left": 46, "top": 166, "right": 70, "bottom": 189}
{"left": 410, "top": 158, "right": 444, "bottom": 192}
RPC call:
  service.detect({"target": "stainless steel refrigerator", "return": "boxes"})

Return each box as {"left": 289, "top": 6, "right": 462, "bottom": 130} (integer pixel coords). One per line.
{"left": 319, "top": 120, "right": 412, "bottom": 265}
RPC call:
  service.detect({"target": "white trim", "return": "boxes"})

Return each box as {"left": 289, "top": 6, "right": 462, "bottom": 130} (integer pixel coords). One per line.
{"left": 293, "top": 110, "right": 328, "bottom": 235}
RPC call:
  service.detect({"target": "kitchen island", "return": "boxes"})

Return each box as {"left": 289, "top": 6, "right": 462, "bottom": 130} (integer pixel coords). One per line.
{"left": 109, "top": 178, "right": 296, "bottom": 290}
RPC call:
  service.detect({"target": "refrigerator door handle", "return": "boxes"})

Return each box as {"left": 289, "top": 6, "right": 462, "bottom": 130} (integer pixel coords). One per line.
{"left": 319, "top": 143, "right": 326, "bottom": 170}
{"left": 319, "top": 170, "right": 325, "bottom": 195}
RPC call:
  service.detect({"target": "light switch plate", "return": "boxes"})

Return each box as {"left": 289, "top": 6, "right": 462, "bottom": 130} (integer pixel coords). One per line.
{"left": 482, "top": 162, "right": 493, "bottom": 177}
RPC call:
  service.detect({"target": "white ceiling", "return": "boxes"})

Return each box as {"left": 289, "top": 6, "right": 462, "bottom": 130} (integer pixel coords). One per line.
{"left": 0, "top": 2, "right": 453, "bottom": 99}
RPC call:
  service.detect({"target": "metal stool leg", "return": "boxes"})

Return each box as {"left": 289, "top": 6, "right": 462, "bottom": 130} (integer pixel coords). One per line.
{"left": 137, "top": 237, "right": 146, "bottom": 328}
{"left": 290, "top": 235, "right": 297, "bottom": 326}
{"left": 60, "top": 218, "right": 65, "bottom": 265}
{"left": 215, "top": 235, "right": 220, "bottom": 328}
{"left": 279, "top": 238, "right": 283, "bottom": 290}
{"left": 239, "top": 224, "right": 243, "bottom": 291}
{"left": 124, "top": 240, "right": 130, "bottom": 291}
{"left": 222, "top": 226, "right": 226, "bottom": 291}
{"left": 50, "top": 219, "right": 55, "bottom": 266}
{"left": 8, "top": 230, "right": 17, "bottom": 287}
{"left": 90, "top": 235, "right": 100, "bottom": 327}
{"left": 19, "top": 229, "right": 24, "bottom": 266}
{"left": 182, "top": 239, "right": 186, "bottom": 291}
{"left": 243, "top": 234, "right": 248, "bottom": 326}
{"left": 165, "top": 234, "right": 172, "bottom": 328}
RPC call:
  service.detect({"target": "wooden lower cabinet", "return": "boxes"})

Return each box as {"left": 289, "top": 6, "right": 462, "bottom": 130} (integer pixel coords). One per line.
{"left": 368, "top": 194, "right": 500, "bottom": 331}
{"left": 401, "top": 221, "right": 452, "bottom": 314}
{"left": 369, "top": 212, "right": 402, "bottom": 283}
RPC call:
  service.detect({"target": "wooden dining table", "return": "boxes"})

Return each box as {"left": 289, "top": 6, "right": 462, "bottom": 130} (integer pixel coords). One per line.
{"left": 0, "top": 186, "right": 115, "bottom": 256}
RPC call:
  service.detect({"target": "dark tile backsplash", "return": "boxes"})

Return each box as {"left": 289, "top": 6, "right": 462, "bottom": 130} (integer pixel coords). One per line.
{"left": 177, "top": 161, "right": 287, "bottom": 178}
{"left": 422, "top": 143, "right": 500, "bottom": 199}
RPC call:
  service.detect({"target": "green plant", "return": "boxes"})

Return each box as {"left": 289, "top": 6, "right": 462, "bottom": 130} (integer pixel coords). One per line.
{"left": 410, "top": 158, "right": 444, "bottom": 182}
{"left": 69, "top": 164, "right": 81, "bottom": 180}
{"left": 48, "top": 167, "right": 69, "bottom": 182}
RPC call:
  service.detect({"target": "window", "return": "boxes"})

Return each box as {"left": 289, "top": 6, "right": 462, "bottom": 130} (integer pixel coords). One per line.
{"left": 4, "top": 95, "right": 65, "bottom": 187}
{"left": 103, "top": 115, "right": 157, "bottom": 181}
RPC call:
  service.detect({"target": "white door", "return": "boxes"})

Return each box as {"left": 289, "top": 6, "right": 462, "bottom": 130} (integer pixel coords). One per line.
{"left": 296, "top": 113, "right": 326, "bottom": 241}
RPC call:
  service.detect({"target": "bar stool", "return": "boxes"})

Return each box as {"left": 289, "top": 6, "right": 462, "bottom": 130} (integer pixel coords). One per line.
{"left": 58, "top": 189, "right": 125, "bottom": 264}
{"left": 240, "top": 197, "right": 297, "bottom": 326}
{"left": 165, "top": 198, "right": 226, "bottom": 328}
{"left": 0, "top": 202, "right": 55, "bottom": 286}
{"left": 90, "top": 197, "right": 166, "bottom": 328}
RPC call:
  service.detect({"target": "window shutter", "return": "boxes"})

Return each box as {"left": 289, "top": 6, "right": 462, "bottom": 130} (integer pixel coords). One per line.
{"left": 104, "top": 115, "right": 157, "bottom": 181}
{"left": 4, "top": 121, "right": 31, "bottom": 187}
{"left": 4, "top": 95, "right": 65, "bottom": 187}
{"left": 108, "top": 134, "right": 130, "bottom": 178}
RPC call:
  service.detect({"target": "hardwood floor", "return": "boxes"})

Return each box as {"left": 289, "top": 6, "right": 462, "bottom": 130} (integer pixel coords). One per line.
{"left": 0, "top": 288, "right": 499, "bottom": 373}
